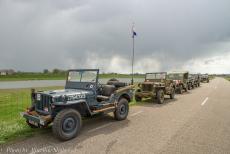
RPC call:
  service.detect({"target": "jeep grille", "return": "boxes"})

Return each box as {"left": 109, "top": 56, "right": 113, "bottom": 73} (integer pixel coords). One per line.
{"left": 35, "top": 94, "right": 51, "bottom": 115}
{"left": 142, "top": 84, "right": 153, "bottom": 91}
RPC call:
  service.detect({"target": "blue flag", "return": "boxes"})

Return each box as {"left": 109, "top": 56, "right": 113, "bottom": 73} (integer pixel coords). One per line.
{"left": 132, "top": 25, "right": 137, "bottom": 38}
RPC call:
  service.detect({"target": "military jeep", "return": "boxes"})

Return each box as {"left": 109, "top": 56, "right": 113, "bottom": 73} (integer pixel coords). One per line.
{"left": 188, "top": 74, "right": 196, "bottom": 90}
{"left": 191, "top": 74, "right": 201, "bottom": 87}
{"left": 21, "top": 69, "right": 134, "bottom": 141}
{"left": 167, "top": 71, "right": 189, "bottom": 94}
{"left": 201, "top": 74, "right": 209, "bottom": 83}
{"left": 135, "top": 72, "right": 175, "bottom": 104}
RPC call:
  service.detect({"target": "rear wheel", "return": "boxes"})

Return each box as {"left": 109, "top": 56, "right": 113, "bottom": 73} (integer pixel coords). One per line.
{"left": 157, "top": 90, "right": 164, "bottom": 104}
{"left": 52, "top": 109, "right": 82, "bottom": 141}
{"left": 188, "top": 84, "right": 191, "bottom": 90}
{"left": 114, "top": 98, "right": 129, "bottom": 120}
{"left": 178, "top": 85, "right": 183, "bottom": 94}
{"left": 135, "top": 95, "right": 142, "bottom": 102}
{"left": 170, "top": 88, "right": 175, "bottom": 99}
{"left": 184, "top": 85, "right": 188, "bottom": 92}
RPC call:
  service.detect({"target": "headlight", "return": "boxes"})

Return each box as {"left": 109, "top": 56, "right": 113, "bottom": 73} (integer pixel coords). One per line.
{"left": 52, "top": 97, "right": 55, "bottom": 103}
{"left": 59, "top": 95, "right": 68, "bottom": 103}
{"left": 37, "top": 94, "right": 41, "bottom": 101}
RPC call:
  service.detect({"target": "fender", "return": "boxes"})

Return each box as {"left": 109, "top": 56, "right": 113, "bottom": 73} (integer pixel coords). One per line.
{"left": 53, "top": 100, "right": 93, "bottom": 115}
{"left": 116, "top": 91, "right": 133, "bottom": 102}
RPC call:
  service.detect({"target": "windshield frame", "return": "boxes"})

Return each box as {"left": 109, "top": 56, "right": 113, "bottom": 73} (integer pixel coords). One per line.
{"left": 145, "top": 72, "right": 167, "bottom": 80}
{"left": 66, "top": 69, "right": 99, "bottom": 83}
{"left": 167, "top": 72, "right": 188, "bottom": 80}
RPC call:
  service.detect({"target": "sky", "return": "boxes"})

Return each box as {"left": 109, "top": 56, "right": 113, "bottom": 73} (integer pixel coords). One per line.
{"left": 1, "top": 0, "right": 230, "bottom": 74}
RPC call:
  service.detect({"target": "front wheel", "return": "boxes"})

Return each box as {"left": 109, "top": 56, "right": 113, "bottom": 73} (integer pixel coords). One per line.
{"left": 52, "top": 109, "right": 82, "bottom": 141}
{"left": 114, "top": 98, "right": 129, "bottom": 121}
{"left": 157, "top": 90, "right": 164, "bottom": 104}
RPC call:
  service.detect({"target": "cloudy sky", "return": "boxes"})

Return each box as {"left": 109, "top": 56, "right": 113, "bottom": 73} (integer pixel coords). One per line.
{"left": 1, "top": 0, "right": 230, "bottom": 74}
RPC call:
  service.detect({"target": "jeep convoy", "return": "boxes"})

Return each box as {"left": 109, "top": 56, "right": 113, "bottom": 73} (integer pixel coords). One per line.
{"left": 21, "top": 69, "right": 210, "bottom": 141}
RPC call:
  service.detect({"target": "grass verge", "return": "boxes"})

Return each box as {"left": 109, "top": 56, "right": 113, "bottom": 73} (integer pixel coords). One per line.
{"left": 0, "top": 86, "right": 63, "bottom": 144}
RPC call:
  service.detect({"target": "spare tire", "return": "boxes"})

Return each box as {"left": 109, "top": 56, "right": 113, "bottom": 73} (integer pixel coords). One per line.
{"left": 107, "top": 78, "right": 127, "bottom": 88}
{"left": 108, "top": 78, "right": 119, "bottom": 82}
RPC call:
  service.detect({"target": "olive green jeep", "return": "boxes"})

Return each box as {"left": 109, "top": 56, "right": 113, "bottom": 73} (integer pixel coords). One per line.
{"left": 135, "top": 72, "right": 175, "bottom": 104}
{"left": 167, "top": 71, "right": 189, "bottom": 94}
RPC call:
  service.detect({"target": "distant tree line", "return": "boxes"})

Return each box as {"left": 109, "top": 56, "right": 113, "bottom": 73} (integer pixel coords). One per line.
{"left": 43, "top": 69, "right": 67, "bottom": 74}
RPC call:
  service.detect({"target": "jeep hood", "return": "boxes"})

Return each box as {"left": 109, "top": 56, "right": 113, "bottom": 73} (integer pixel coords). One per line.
{"left": 38, "top": 89, "right": 94, "bottom": 97}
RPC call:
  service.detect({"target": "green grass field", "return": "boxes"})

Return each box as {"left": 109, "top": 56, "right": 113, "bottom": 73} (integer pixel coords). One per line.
{"left": 225, "top": 77, "right": 230, "bottom": 81}
{"left": 0, "top": 73, "right": 144, "bottom": 81}
{"left": 0, "top": 86, "right": 63, "bottom": 144}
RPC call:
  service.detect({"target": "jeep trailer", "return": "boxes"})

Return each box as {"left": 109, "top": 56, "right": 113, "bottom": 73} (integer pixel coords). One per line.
{"left": 21, "top": 69, "right": 134, "bottom": 141}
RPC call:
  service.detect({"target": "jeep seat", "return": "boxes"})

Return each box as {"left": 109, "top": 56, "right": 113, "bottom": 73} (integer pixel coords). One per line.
{"left": 101, "top": 85, "right": 116, "bottom": 96}
{"left": 107, "top": 80, "right": 127, "bottom": 88}
{"left": 97, "top": 85, "right": 116, "bottom": 101}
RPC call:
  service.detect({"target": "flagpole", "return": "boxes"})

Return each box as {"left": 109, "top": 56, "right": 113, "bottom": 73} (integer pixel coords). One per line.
{"left": 131, "top": 32, "right": 135, "bottom": 85}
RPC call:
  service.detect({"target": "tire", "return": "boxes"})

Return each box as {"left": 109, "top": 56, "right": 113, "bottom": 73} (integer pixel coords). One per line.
{"left": 170, "top": 88, "right": 175, "bottom": 99}
{"left": 135, "top": 95, "right": 142, "bottom": 102}
{"left": 188, "top": 84, "right": 191, "bottom": 90}
{"left": 114, "top": 98, "right": 129, "bottom": 121}
{"left": 198, "top": 83, "right": 200, "bottom": 87}
{"left": 207, "top": 79, "right": 209, "bottom": 83}
{"left": 178, "top": 85, "right": 183, "bottom": 94}
{"left": 107, "top": 78, "right": 126, "bottom": 88}
{"left": 184, "top": 85, "right": 188, "bottom": 92}
{"left": 52, "top": 109, "right": 82, "bottom": 141}
{"left": 157, "top": 89, "right": 164, "bottom": 104}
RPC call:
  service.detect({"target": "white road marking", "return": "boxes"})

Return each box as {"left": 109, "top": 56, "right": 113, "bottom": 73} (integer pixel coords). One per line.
{"left": 130, "top": 110, "right": 143, "bottom": 117}
{"left": 201, "top": 97, "right": 209, "bottom": 106}
{"left": 88, "top": 123, "right": 113, "bottom": 133}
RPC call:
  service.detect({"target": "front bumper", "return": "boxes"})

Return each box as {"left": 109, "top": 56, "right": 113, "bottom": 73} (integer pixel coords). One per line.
{"left": 20, "top": 111, "right": 51, "bottom": 126}
{"left": 135, "top": 91, "right": 155, "bottom": 98}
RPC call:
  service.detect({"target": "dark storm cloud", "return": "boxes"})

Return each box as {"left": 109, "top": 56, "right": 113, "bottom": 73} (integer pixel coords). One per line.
{"left": 0, "top": 0, "right": 230, "bottom": 73}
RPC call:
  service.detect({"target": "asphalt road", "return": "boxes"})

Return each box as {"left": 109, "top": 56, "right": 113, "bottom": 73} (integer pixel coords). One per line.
{"left": 1, "top": 77, "right": 230, "bottom": 154}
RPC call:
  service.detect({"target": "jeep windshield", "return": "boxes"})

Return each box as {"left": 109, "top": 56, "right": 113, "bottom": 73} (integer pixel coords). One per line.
{"left": 168, "top": 73, "right": 183, "bottom": 80}
{"left": 146, "top": 73, "right": 166, "bottom": 80}
{"left": 67, "top": 70, "right": 97, "bottom": 82}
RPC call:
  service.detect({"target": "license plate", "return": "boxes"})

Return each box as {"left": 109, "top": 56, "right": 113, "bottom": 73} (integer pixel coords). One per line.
{"left": 28, "top": 120, "right": 38, "bottom": 126}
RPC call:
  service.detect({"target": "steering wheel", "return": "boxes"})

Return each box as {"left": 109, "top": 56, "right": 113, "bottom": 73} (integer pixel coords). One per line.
{"left": 96, "top": 82, "right": 103, "bottom": 93}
